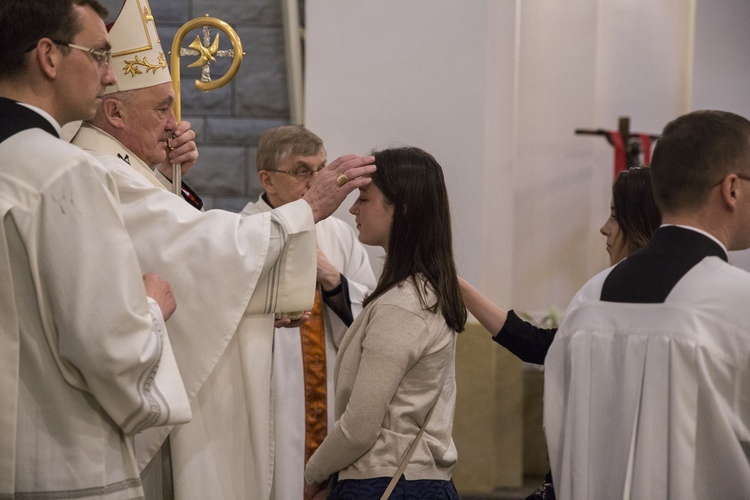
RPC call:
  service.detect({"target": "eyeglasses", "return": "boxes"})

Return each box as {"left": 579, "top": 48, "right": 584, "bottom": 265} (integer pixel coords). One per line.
{"left": 268, "top": 165, "right": 325, "bottom": 181}
{"left": 50, "top": 39, "right": 112, "bottom": 67}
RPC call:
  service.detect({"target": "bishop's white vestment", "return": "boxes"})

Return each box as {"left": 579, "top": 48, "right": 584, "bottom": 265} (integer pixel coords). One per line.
{"left": 0, "top": 100, "right": 189, "bottom": 499}
{"left": 544, "top": 226, "right": 750, "bottom": 499}
{"left": 243, "top": 196, "right": 377, "bottom": 500}
{"left": 71, "top": 124, "right": 317, "bottom": 499}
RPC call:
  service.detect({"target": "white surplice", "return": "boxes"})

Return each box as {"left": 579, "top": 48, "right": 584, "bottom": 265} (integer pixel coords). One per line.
{"left": 1, "top": 121, "right": 189, "bottom": 498}
{"left": 71, "top": 124, "right": 317, "bottom": 499}
{"left": 544, "top": 257, "right": 750, "bottom": 499}
{"left": 243, "top": 196, "right": 377, "bottom": 500}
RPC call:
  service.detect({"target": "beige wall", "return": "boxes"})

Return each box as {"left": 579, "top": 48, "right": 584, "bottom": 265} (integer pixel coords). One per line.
{"left": 306, "top": 0, "right": 694, "bottom": 314}
{"left": 306, "top": 2, "right": 516, "bottom": 310}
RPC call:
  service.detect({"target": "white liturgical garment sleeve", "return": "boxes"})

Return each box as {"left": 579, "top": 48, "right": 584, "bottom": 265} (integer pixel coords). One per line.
{"left": 72, "top": 124, "right": 317, "bottom": 500}
{"left": 242, "top": 196, "right": 377, "bottom": 500}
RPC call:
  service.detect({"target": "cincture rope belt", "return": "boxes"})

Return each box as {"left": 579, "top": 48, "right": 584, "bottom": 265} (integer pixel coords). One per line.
{"left": 300, "top": 287, "right": 328, "bottom": 463}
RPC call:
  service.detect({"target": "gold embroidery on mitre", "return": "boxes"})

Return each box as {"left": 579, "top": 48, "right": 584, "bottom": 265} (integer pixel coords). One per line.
{"left": 112, "top": 0, "right": 154, "bottom": 58}
{"left": 123, "top": 52, "right": 167, "bottom": 76}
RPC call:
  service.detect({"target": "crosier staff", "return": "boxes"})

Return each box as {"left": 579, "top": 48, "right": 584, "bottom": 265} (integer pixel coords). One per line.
{"left": 169, "top": 16, "right": 244, "bottom": 195}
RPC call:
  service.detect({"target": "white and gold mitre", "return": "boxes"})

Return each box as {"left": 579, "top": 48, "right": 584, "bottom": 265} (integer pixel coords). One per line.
{"left": 105, "top": 0, "right": 170, "bottom": 94}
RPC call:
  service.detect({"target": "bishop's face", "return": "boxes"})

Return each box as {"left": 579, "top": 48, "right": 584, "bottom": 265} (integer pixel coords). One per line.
{"left": 118, "top": 82, "right": 177, "bottom": 167}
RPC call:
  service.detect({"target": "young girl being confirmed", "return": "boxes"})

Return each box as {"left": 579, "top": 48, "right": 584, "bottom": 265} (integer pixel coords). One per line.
{"left": 304, "top": 146, "right": 466, "bottom": 499}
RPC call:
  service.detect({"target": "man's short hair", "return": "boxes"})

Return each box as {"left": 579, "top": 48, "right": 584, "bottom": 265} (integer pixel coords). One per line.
{"left": 651, "top": 110, "right": 750, "bottom": 214}
{"left": 0, "top": 0, "right": 108, "bottom": 81}
{"left": 256, "top": 125, "right": 324, "bottom": 173}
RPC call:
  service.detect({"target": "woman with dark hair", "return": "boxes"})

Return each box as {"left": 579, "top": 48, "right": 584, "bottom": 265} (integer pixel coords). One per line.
{"left": 304, "top": 147, "right": 466, "bottom": 500}
{"left": 462, "top": 166, "right": 660, "bottom": 364}
{"left": 459, "top": 166, "right": 661, "bottom": 500}
{"left": 601, "top": 166, "right": 662, "bottom": 263}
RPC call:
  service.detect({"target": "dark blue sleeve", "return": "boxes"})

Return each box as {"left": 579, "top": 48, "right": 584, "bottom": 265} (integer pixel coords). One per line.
{"left": 492, "top": 309, "right": 556, "bottom": 364}
{"left": 321, "top": 274, "right": 354, "bottom": 326}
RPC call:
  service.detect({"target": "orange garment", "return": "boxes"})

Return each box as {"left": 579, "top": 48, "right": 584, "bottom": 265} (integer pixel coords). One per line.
{"left": 300, "top": 288, "right": 328, "bottom": 463}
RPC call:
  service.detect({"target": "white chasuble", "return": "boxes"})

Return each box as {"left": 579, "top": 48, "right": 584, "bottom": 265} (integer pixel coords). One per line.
{"left": 72, "top": 124, "right": 317, "bottom": 499}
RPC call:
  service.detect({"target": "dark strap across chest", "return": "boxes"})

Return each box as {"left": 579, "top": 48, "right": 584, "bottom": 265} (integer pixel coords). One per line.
{"left": 0, "top": 97, "right": 58, "bottom": 143}
{"left": 601, "top": 226, "right": 727, "bottom": 303}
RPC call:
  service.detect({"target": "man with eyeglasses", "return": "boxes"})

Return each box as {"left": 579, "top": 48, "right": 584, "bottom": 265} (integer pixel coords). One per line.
{"left": 69, "top": 0, "right": 376, "bottom": 498}
{"left": 544, "top": 110, "right": 750, "bottom": 498}
{"left": 0, "top": 0, "right": 193, "bottom": 498}
{"left": 49, "top": 38, "right": 112, "bottom": 66}
{"left": 241, "top": 125, "right": 377, "bottom": 500}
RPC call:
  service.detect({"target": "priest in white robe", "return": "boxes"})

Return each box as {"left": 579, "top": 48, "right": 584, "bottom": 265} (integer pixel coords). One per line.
{"left": 241, "top": 125, "right": 377, "bottom": 500}
{"left": 0, "top": 0, "right": 190, "bottom": 497}
{"left": 544, "top": 110, "right": 750, "bottom": 499}
{"left": 69, "top": 1, "right": 376, "bottom": 498}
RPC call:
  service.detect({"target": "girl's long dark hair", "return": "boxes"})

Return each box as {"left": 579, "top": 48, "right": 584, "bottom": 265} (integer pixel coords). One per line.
{"left": 362, "top": 147, "right": 466, "bottom": 333}
{"left": 613, "top": 166, "right": 661, "bottom": 254}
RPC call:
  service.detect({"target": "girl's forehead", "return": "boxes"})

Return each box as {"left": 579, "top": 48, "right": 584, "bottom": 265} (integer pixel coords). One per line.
{"left": 359, "top": 181, "right": 378, "bottom": 194}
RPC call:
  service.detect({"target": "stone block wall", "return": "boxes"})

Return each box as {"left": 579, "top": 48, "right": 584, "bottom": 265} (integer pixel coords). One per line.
{"left": 151, "top": 0, "right": 293, "bottom": 210}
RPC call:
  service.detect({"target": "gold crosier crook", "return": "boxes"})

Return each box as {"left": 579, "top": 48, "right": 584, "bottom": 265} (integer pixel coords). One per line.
{"left": 169, "top": 16, "right": 244, "bottom": 195}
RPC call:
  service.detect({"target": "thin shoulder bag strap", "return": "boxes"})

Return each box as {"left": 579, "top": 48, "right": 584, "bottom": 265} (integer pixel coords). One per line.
{"left": 380, "top": 342, "right": 453, "bottom": 500}
{"left": 379, "top": 402, "right": 437, "bottom": 500}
